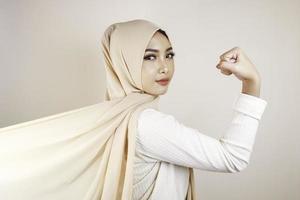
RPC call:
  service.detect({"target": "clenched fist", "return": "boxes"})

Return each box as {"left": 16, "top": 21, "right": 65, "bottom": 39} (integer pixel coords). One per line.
{"left": 216, "top": 47, "right": 262, "bottom": 97}
{"left": 216, "top": 47, "right": 260, "bottom": 82}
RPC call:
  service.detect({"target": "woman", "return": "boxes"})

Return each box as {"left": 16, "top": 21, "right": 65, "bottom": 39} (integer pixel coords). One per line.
{"left": 133, "top": 22, "right": 267, "bottom": 200}
{"left": 0, "top": 19, "right": 267, "bottom": 200}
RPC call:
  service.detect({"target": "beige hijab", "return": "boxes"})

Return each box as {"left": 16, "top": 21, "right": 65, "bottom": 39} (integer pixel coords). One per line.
{"left": 0, "top": 19, "right": 196, "bottom": 200}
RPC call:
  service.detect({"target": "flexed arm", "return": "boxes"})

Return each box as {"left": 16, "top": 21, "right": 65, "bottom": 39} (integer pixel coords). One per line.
{"left": 136, "top": 93, "right": 267, "bottom": 173}
{"left": 136, "top": 47, "right": 267, "bottom": 173}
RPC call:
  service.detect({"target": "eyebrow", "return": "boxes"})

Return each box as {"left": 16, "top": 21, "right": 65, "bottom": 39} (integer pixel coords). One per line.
{"left": 145, "top": 47, "right": 173, "bottom": 53}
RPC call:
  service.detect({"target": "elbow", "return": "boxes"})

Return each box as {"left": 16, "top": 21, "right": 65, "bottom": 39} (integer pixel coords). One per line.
{"left": 220, "top": 141, "right": 251, "bottom": 173}
{"left": 230, "top": 160, "right": 249, "bottom": 173}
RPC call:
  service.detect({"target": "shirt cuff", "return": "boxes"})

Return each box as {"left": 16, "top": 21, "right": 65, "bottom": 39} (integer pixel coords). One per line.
{"left": 232, "top": 93, "right": 268, "bottom": 120}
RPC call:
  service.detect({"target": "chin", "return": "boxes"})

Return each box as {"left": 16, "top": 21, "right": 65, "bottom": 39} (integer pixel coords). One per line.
{"left": 144, "top": 85, "right": 169, "bottom": 96}
{"left": 145, "top": 89, "right": 167, "bottom": 96}
{"left": 157, "top": 89, "right": 168, "bottom": 95}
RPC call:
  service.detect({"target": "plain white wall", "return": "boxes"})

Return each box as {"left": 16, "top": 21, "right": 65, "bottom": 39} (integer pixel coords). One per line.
{"left": 1, "top": 0, "right": 299, "bottom": 199}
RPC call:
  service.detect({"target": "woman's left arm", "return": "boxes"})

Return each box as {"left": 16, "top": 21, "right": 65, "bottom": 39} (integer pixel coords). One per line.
{"left": 135, "top": 94, "right": 267, "bottom": 173}
{"left": 242, "top": 78, "right": 261, "bottom": 97}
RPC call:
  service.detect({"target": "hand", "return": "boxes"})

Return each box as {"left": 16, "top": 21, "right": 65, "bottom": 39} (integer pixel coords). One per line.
{"left": 216, "top": 47, "right": 260, "bottom": 82}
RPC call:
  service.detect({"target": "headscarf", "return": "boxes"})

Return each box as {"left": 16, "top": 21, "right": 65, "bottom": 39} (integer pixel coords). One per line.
{"left": 0, "top": 19, "right": 196, "bottom": 200}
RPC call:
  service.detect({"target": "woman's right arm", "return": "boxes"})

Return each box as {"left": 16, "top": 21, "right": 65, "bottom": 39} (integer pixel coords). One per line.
{"left": 136, "top": 93, "right": 267, "bottom": 173}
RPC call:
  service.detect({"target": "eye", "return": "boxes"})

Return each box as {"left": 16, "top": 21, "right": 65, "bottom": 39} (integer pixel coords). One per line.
{"left": 143, "top": 52, "right": 175, "bottom": 61}
{"left": 167, "top": 52, "right": 175, "bottom": 59}
{"left": 143, "top": 54, "right": 156, "bottom": 61}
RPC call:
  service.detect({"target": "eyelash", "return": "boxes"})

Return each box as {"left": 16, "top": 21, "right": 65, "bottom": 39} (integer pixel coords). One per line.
{"left": 143, "top": 52, "right": 175, "bottom": 61}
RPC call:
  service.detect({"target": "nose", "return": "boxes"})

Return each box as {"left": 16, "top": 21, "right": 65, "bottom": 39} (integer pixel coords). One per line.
{"left": 159, "top": 61, "right": 169, "bottom": 73}
{"left": 159, "top": 66, "right": 168, "bottom": 74}
{"left": 158, "top": 56, "right": 169, "bottom": 74}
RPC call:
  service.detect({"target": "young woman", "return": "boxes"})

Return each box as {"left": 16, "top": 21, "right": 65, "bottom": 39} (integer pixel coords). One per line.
{"left": 132, "top": 24, "right": 267, "bottom": 199}
{"left": 0, "top": 19, "right": 267, "bottom": 200}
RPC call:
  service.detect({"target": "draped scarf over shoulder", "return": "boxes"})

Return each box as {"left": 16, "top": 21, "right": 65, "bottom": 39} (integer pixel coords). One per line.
{"left": 0, "top": 19, "right": 196, "bottom": 200}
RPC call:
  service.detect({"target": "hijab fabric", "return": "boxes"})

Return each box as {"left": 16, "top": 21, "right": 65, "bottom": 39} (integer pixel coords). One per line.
{"left": 0, "top": 19, "right": 196, "bottom": 200}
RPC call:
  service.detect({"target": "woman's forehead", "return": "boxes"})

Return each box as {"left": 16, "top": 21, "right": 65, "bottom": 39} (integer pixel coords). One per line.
{"left": 146, "top": 32, "right": 172, "bottom": 49}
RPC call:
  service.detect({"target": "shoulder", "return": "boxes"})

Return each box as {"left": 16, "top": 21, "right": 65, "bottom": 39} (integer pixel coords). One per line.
{"left": 138, "top": 108, "right": 176, "bottom": 123}
{"left": 137, "top": 108, "right": 179, "bottom": 134}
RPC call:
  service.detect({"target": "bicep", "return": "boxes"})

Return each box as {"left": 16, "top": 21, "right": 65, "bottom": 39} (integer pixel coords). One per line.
{"left": 136, "top": 109, "right": 259, "bottom": 173}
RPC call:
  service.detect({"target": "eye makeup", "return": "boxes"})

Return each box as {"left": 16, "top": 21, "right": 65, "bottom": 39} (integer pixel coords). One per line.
{"left": 143, "top": 52, "right": 175, "bottom": 61}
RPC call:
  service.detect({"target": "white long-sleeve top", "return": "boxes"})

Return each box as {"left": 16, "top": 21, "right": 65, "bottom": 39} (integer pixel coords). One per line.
{"left": 132, "top": 93, "right": 268, "bottom": 200}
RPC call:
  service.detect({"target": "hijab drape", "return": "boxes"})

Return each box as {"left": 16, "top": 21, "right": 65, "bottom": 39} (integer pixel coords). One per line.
{"left": 0, "top": 19, "right": 196, "bottom": 200}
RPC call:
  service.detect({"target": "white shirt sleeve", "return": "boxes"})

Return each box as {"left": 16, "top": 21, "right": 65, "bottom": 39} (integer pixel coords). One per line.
{"left": 136, "top": 93, "right": 268, "bottom": 173}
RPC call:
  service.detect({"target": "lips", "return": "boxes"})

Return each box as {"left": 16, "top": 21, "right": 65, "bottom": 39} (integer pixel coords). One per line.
{"left": 156, "top": 78, "right": 169, "bottom": 82}
{"left": 156, "top": 78, "right": 170, "bottom": 86}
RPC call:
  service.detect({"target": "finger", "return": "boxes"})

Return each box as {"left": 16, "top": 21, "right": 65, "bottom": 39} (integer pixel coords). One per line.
{"left": 219, "top": 47, "right": 240, "bottom": 62}
{"left": 216, "top": 60, "right": 236, "bottom": 72}
{"left": 220, "top": 47, "right": 238, "bottom": 59}
{"left": 219, "top": 57, "right": 237, "bottom": 64}
{"left": 221, "top": 69, "right": 232, "bottom": 75}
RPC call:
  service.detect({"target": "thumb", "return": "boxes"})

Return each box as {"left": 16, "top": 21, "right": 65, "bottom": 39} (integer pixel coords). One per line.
{"left": 216, "top": 60, "right": 237, "bottom": 73}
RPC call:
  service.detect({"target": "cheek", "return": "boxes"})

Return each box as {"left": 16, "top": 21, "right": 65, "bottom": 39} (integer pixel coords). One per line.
{"left": 142, "top": 65, "right": 157, "bottom": 84}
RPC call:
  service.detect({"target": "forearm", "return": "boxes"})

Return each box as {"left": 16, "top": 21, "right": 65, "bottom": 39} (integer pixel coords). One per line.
{"left": 242, "top": 77, "right": 261, "bottom": 97}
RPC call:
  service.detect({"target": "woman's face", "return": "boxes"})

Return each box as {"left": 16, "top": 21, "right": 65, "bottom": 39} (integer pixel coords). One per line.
{"left": 141, "top": 31, "right": 175, "bottom": 96}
